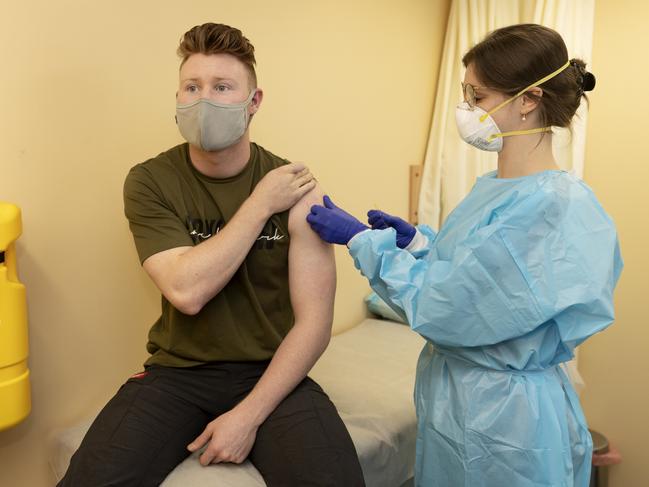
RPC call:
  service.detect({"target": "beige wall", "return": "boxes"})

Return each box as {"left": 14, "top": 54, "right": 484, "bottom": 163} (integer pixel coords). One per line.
{"left": 579, "top": 1, "right": 649, "bottom": 485}
{"left": 0, "top": 1, "right": 449, "bottom": 485}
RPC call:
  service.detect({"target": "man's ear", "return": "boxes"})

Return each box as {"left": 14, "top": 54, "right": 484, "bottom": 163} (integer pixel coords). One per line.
{"left": 249, "top": 88, "right": 264, "bottom": 115}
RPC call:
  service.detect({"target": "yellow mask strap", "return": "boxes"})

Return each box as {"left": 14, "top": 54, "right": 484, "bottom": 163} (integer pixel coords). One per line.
{"left": 479, "top": 60, "right": 570, "bottom": 123}
{"left": 486, "top": 126, "right": 552, "bottom": 142}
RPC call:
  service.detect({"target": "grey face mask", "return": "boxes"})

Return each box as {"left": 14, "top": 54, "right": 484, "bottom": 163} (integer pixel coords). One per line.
{"left": 175, "top": 90, "right": 256, "bottom": 152}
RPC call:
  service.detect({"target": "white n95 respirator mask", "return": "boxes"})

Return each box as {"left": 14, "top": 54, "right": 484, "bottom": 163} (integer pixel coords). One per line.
{"left": 176, "top": 90, "right": 256, "bottom": 152}
{"left": 454, "top": 101, "right": 552, "bottom": 153}
{"left": 455, "top": 102, "right": 504, "bottom": 152}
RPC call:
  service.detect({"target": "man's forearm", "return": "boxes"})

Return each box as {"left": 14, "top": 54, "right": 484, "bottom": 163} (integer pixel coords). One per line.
{"left": 166, "top": 195, "right": 270, "bottom": 314}
{"left": 234, "top": 320, "right": 331, "bottom": 426}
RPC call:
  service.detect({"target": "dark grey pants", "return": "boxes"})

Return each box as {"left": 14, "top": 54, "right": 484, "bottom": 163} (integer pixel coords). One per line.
{"left": 57, "top": 361, "right": 365, "bottom": 487}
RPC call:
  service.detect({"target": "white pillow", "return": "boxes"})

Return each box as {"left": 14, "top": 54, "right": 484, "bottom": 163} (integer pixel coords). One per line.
{"left": 365, "top": 292, "right": 407, "bottom": 324}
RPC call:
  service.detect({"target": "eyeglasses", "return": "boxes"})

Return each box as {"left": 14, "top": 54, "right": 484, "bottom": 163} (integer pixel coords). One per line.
{"left": 461, "top": 82, "right": 488, "bottom": 109}
{"left": 461, "top": 61, "right": 571, "bottom": 120}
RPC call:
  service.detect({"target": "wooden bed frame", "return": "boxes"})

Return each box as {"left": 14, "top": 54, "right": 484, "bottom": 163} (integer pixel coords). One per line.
{"left": 409, "top": 165, "right": 423, "bottom": 225}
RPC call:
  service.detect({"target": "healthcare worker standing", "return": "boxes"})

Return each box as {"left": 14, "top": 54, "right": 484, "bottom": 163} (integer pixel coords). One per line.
{"left": 307, "top": 24, "right": 622, "bottom": 487}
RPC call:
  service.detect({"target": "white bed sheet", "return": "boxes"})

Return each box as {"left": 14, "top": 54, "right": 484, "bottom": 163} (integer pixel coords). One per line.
{"left": 50, "top": 319, "right": 425, "bottom": 487}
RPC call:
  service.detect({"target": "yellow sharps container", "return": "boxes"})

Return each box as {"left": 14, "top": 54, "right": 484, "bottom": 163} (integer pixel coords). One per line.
{"left": 0, "top": 202, "right": 31, "bottom": 430}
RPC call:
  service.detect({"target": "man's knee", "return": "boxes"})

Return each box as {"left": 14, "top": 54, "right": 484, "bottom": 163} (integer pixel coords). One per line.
{"left": 250, "top": 378, "right": 365, "bottom": 486}
{"left": 58, "top": 376, "right": 207, "bottom": 487}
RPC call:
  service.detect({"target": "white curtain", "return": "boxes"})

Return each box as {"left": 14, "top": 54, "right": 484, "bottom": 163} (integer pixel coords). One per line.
{"left": 418, "top": 0, "right": 596, "bottom": 393}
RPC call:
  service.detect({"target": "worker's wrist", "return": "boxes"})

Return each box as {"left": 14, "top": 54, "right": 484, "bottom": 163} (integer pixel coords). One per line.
{"left": 347, "top": 228, "right": 372, "bottom": 248}
{"left": 405, "top": 229, "right": 429, "bottom": 252}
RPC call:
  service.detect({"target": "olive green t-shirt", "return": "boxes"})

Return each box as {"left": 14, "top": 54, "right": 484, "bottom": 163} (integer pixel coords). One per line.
{"left": 123, "top": 142, "right": 294, "bottom": 367}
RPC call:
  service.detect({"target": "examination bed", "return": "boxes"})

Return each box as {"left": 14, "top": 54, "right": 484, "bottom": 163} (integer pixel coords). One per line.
{"left": 50, "top": 318, "right": 425, "bottom": 487}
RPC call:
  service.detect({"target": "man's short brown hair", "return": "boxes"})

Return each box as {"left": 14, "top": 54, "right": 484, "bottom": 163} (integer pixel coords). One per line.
{"left": 177, "top": 23, "right": 257, "bottom": 88}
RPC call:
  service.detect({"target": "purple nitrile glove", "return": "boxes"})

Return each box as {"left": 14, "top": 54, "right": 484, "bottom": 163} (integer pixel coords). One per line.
{"left": 307, "top": 195, "right": 369, "bottom": 245}
{"left": 367, "top": 210, "right": 416, "bottom": 248}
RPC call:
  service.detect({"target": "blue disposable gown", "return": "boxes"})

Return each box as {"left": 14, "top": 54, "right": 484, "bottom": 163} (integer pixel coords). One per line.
{"left": 349, "top": 170, "right": 622, "bottom": 487}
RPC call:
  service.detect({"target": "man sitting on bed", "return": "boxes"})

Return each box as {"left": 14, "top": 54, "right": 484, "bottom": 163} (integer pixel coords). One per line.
{"left": 57, "top": 22, "right": 365, "bottom": 487}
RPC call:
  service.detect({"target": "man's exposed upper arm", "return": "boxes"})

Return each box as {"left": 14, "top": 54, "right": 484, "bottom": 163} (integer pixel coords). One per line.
{"left": 287, "top": 185, "right": 336, "bottom": 328}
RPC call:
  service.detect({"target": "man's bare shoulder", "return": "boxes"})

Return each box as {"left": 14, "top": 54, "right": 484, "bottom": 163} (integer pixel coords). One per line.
{"left": 288, "top": 183, "right": 325, "bottom": 235}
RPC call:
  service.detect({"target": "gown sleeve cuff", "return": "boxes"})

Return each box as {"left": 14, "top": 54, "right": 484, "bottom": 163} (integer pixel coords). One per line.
{"left": 348, "top": 227, "right": 399, "bottom": 266}
{"left": 347, "top": 228, "right": 373, "bottom": 248}
{"left": 405, "top": 229, "right": 430, "bottom": 252}
{"left": 407, "top": 225, "right": 436, "bottom": 258}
